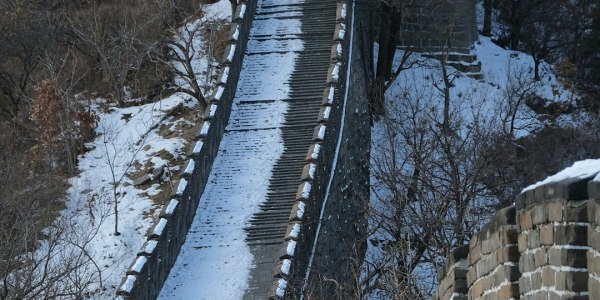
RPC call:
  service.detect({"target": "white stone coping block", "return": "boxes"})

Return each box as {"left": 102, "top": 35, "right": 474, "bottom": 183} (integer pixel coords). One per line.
{"left": 138, "top": 240, "right": 158, "bottom": 256}
{"left": 305, "top": 143, "right": 321, "bottom": 162}
{"left": 213, "top": 85, "right": 225, "bottom": 102}
{"left": 276, "top": 279, "right": 288, "bottom": 297}
{"left": 285, "top": 223, "right": 301, "bottom": 241}
{"left": 295, "top": 182, "right": 312, "bottom": 201}
{"left": 312, "top": 125, "right": 327, "bottom": 141}
{"left": 118, "top": 275, "right": 137, "bottom": 294}
{"left": 151, "top": 218, "right": 168, "bottom": 237}
{"left": 182, "top": 159, "right": 195, "bottom": 177}
{"left": 128, "top": 256, "right": 148, "bottom": 275}
{"left": 164, "top": 199, "right": 179, "bottom": 216}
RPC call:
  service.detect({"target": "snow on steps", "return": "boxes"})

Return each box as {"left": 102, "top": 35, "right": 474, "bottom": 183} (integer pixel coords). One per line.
{"left": 265, "top": 1, "right": 352, "bottom": 298}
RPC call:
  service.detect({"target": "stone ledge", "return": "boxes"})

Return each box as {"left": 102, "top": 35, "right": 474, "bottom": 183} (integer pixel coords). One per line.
{"left": 516, "top": 176, "right": 596, "bottom": 210}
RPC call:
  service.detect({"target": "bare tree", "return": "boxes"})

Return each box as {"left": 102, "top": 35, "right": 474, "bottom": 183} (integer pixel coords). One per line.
{"left": 363, "top": 53, "right": 508, "bottom": 298}
{"left": 0, "top": 125, "right": 104, "bottom": 299}
{"left": 155, "top": 18, "right": 210, "bottom": 110}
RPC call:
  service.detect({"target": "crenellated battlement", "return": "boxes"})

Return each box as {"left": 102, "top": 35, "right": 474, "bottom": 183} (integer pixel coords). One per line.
{"left": 435, "top": 166, "right": 600, "bottom": 300}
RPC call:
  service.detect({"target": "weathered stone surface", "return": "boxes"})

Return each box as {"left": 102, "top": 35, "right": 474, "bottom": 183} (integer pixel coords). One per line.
{"left": 531, "top": 270, "right": 542, "bottom": 290}
{"left": 518, "top": 232, "right": 528, "bottom": 253}
{"left": 554, "top": 224, "right": 588, "bottom": 245}
{"left": 542, "top": 266, "right": 556, "bottom": 286}
{"left": 532, "top": 204, "right": 548, "bottom": 225}
{"left": 519, "top": 252, "right": 535, "bottom": 273}
{"left": 548, "top": 248, "right": 588, "bottom": 268}
{"left": 496, "top": 245, "right": 519, "bottom": 263}
{"left": 566, "top": 200, "right": 589, "bottom": 222}
{"left": 498, "top": 283, "right": 520, "bottom": 299}
{"left": 519, "top": 209, "right": 533, "bottom": 231}
{"left": 589, "top": 181, "right": 600, "bottom": 200}
{"left": 554, "top": 270, "right": 588, "bottom": 292}
{"left": 547, "top": 201, "right": 565, "bottom": 222}
{"left": 589, "top": 277, "right": 600, "bottom": 299}
{"left": 519, "top": 275, "right": 532, "bottom": 294}
{"left": 527, "top": 229, "right": 541, "bottom": 249}
{"left": 540, "top": 224, "right": 554, "bottom": 245}
{"left": 534, "top": 247, "right": 547, "bottom": 268}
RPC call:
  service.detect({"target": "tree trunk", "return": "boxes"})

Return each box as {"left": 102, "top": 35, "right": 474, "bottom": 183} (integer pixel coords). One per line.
{"left": 230, "top": 0, "right": 238, "bottom": 22}
{"left": 482, "top": 0, "right": 493, "bottom": 36}
{"left": 534, "top": 58, "right": 541, "bottom": 81}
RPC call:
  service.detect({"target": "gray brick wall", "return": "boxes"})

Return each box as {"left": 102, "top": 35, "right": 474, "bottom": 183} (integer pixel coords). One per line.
{"left": 394, "top": 0, "right": 478, "bottom": 53}
{"left": 436, "top": 175, "right": 600, "bottom": 300}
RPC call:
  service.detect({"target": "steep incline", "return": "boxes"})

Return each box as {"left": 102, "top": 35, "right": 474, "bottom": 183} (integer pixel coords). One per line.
{"left": 157, "top": 0, "right": 336, "bottom": 298}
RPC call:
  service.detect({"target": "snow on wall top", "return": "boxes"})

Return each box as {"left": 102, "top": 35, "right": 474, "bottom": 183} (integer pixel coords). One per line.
{"left": 522, "top": 159, "right": 600, "bottom": 192}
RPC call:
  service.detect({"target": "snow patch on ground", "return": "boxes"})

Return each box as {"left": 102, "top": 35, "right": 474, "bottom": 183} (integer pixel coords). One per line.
{"left": 24, "top": 2, "right": 233, "bottom": 298}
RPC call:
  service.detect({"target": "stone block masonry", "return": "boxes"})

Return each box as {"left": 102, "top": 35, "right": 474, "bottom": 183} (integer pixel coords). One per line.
{"left": 394, "top": 0, "right": 478, "bottom": 53}
{"left": 434, "top": 170, "right": 600, "bottom": 300}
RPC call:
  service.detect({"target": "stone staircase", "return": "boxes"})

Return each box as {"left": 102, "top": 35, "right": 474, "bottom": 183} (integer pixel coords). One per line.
{"left": 157, "top": 0, "right": 338, "bottom": 298}
{"left": 422, "top": 50, "right": 483, "bottom": 79}
{"left": 243, "top": 0, "right": 337, "bottom": 298}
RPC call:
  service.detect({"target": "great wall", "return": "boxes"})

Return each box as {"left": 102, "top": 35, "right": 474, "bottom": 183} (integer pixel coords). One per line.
{"left": 434, "top": 173, "right": 600, "bottom": 300}
{"left": 111, "top": 0, "right": 598, "bottom": 299}
{"left": 116, "top": 0, "right": 372, "bottom": 298}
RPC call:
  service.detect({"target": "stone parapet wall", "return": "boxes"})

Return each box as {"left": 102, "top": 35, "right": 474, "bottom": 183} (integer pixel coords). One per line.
{"left": 395, "top": 0, "right": 478, "bottom": 53}
{"left": 435, "top": 173, "right": 600, "bottom": 300}
{"left": 516, "top": 199, "right": 589, "bottom": 299}
{"left": 115, "top": 1, "right": 256, "bottom": 298}
{"left": 588, "top": 181, "right": 600, "bottom": 299}
{"left": 434, "top": 246, "right": 468, "bottom": 300}
{"left": 466, "top": 207, "right": 519, "bottom": 300}
{"left": 271, "top": 0, "right": 372, "bottom": 297}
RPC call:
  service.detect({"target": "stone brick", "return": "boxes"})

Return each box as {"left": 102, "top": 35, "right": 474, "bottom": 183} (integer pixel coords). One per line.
{"left": 555, "top": 270, "right": 588, "bottom": 292}
{"left": 565, "top": 200, "right": 588, "bottom": 222}
{"left": 590, "top": 225, "right": 600, "bottom": 250}
{"left": 493, "top": 265, "right": 520, "bottom": 287}
{"left": 490, "top": 231, "right": 501, "bottom": 252}
{"left": 534, "top": 247, "right": 547, "bottom": 268}
{"left": 542, "top": 266, "right": 556, "bottom": 287}
{"left": 540, "top": 224, "right": 554, "bottom": 245}
{"left": 520, "top": 252, "right": 535, "bottom": 273}
{"left": 532, "top": 204, "right": 548, "bottom": 225}
{"left": 496, "top": 245, "right": 519, "bottom": 263}
{"left": 554, "top": 224, "right": 588, "bottom": 245}
{"left": 519, "top": 209, "right": 533, "bottom": 231}
{"left": 592, "top": 200, "right": 600, "bottom": 225}
{"left": 531, "top": 270, "right": 542, "bottom": 290}
{"left": 467, "top": 267, "right": 478, "bottom": 287}
{"left": 547, "top": 201, "right": 565, "bottom": 222}
{"left": 501, "top": 227, "right": 518, "bottom": 244}
{"left": 454, "top": 279, "right": 468, "bottom": 294}
{"left": 589, "top": 250, "right": 600, "bottom": 279}
{"left": 518, "top": 232, "right": 528, "bottom": 253}
{"left": 470, "top": 278, "right": 483, "bottom": 298}
{"left": 519, "top": 275, "right": 531, "bottom": 295}
{"left": 498, "top": 283, "right": 519, "bottom": 299}
{"left": 548, "top": 248, "right": 588, "bottom": 268}
{"left": 476, "top": 256, "right": 490, "bottom": 278}
{"left": 589, "top": 277, "right": 600, "bottom": 299}
{"left": 527, "top": 229, "right": 541, "bottom": 249}
{"left": 482, "top": 238, "right": 492, "bottom": 255}
{"left": 590, "top": 182, "right": 600, "bottom": 201}
{"left": 469, "top": 243, "right": 482, "bottom": 265}
{"left": 482, "top": 273, "right": 493, "bottom": 291}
